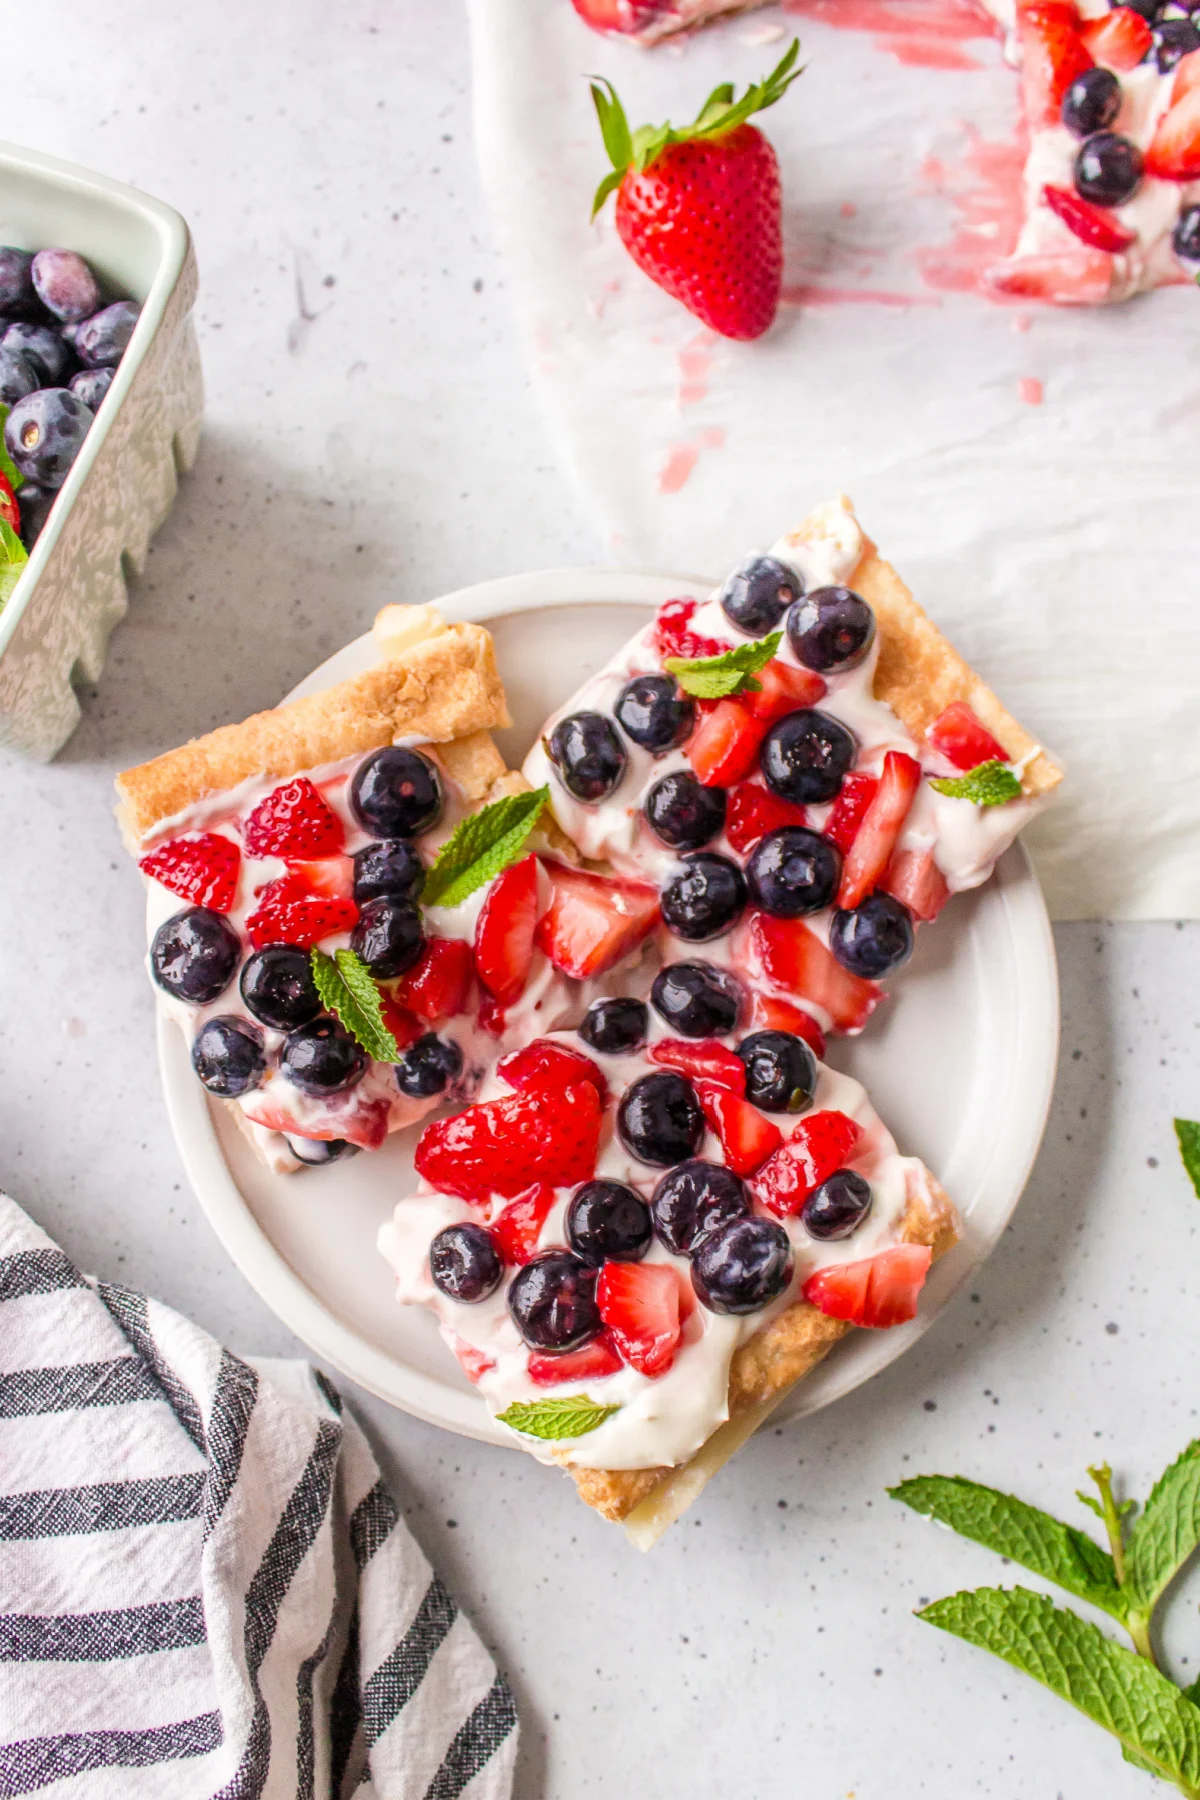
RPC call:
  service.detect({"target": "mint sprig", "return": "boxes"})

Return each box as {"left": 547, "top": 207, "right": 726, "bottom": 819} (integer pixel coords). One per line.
{"left": 497, "top": 1395, "right": 620, "bottom": 1441}
{"left": 1176, "top": 1120, "right": 1200, "bottom": 1200}
{"left": 310, "top": 947, "right": 400, "bottom": 1065}
{"left": 929, "top": 759, "right": 1023, "bottom": 807}
{"left": 663, "top": 632, "right": 782, "bottom": 700}
{"left": 422, "top": 786, "right": 548, "bottom": 909}
{"left": 0, "top": 516, "right": 28, "bottom": 610}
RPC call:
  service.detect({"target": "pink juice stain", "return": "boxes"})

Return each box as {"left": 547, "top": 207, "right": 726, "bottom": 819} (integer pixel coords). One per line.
{"left": 1017, "top": 375, "right": 1043, "bottom": 404}
{"left": 782, "top": 0, "right": 995, "bottom": 69}
{"left": 657, "top": 427, "right": 726, "bottom": 496}
{"left": 914, "top": 123, "right": 1027, "bottom": 294}
{"left": 676, "top": 329, "right": 718, "bottom": 409}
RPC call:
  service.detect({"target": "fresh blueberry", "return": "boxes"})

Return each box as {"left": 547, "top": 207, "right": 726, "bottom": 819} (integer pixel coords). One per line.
{"left": 75, "top": 300, "right": 139, "bottom": 368}
{"left": 350, "top": 746, "right": 444, "bottom": 837}
{"left": 281, "top": 1018, "right": 368, "bottom": 1095}
{"left": 285, "top": 1134, "right": 359, "bottom": 1166}
{"left": 660, "top": 853, "right": 746, "bottom": 942}
{"left": 546, "top": 711, "right": 627, "bottom": 802}
{"left": 4, "top": 388, "right": 93, "bottom": 489}
{"left": 30, "top": 249, "right": 101, "bottom": 323}
{"left": 0, "top": 348, "right": 38, "bottom": 407}
{"left": 1175, "top": 206, "right": 1200, "bottom": 262}
{"left": 1118, "top": 0, "right": 1162, "bottom": 18}
{"left": 579, "top": 996, "right": 648, "bottom": 1055}
{"left": 151, "top": 907, "right": 240, "bottom": 1004}
{"left": 692, "top": 1217, "right": 793, "bottom": 1315}
{"left": 736, "top": 1030, "right": 816, "bottom": 1114}
{"left": 69, "top": 366, "right": 115, "bottom": 411}
{"left": 396, "top": 1032, "right": 463, "bottom": 1098}
{"left": 614, "top": 674, "right": 695, "bottom": 754}
{"left": 761, "top": 709, "right": 856, "bottom": 806}
{"left": 644, "top": 770, "right": 726, "bottom": 852}
{"left": 191, "top": 1016, "right": 267, "bottom": 1098}
{"left": 650, "top": 1159, "right": 748, "bottom": 1256}
{"left": 801, "top": 1169, "right": 873, "bottom": 1240}
{"left": 786, "top": 586, "right": 876, "bottom": 674}
{"left": 567, "top": 1180, "right": 653, "bottom": 1265}
{"left": 350, "top": 896, "right": 424, "bottom": 978}
{"left": 650, "top": 961, "right": 742, "bottom": 1039}
{"left": 2, "top": 321, "right": 73, "bottom": 385}
{"left": 0, "top": 248, "right": 38, "bottom": 319}
{"left": 1154, "top": 16, "right": 1200, "bottom": 65}
{"left": 16, "top": 484, "right": 54, "bottom": 550}
{"left": 617, "top": 1071, "right": 705, "bottom": 1167}
{"left": 240, "top": 944, "right": 323, "bottom": 1030}
{"left": 746, "top": 826, "right": 841, "bottom": 917}
{"left": 1061, "top": 67, "right": 1122, "bottom": 138}
{"left": 352, "top": 838, "right": 425, "bottom": 905}
{"left": 507, "top": 1251, "right": 601, "bottom": 1350}
{"left": 829, "top": 891, "right": 915, "bottom": 978}
{"left": 718, "top": 555, "right": 803, "bottom": 637}
{"left": 430, "top": 1223, "right": 503, "bottom": 1304}
{"left": 1074, "top": 132, "right": 1143, "bottom": 206}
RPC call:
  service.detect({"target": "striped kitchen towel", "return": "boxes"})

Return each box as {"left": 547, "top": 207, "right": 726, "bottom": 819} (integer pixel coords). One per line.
{"left": 0, "top": 1194, "right": 518, "bottom": 1800}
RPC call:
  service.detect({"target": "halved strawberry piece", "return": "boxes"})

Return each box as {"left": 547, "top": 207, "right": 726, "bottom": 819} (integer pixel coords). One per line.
{"left": 534, "top": 861, "right": 660, "bottom": 979}
{"left": 742, "top": 659, "right": 826, "bottom": 723}
{"left": 881, "top": 847, "right": 951, "bottom": 924}
{"left": 451, "top": 1337, "right": 496, "bottom": 1385}
{"left": 823, "top": 771, "right": 879, "bottom": 855}
{"left": 492, "top": 1182, "right": 559, "bottom": 1266}
{"left": 245, "top": 870, "right": 358, "bottom": 949}
{"left": 1080, "top": 6, "right": 1151, "bottom": 70}
{"left": 648, "top": 1037, "right": 745, "bottom": 1093}
{"left": 289, "top": 855, "right": 355, "bottom": 901}
{"left": 1041, "top": 183, "right": 1135, "bottom": 253}
{"left": 528, "top": 1331, "right": 624, "bottom": 1386}
{"left": 725, "top": 783, "right": 808, "bottom": 854}
{"left": 570, "top": 0, "right": 672, "bottom": 37}
{"left": 1016, "top": 0, "right": 1092, "bottom": 129}
{"left": 836, "top": 751, "right": 921, "bottom": 911}
{"left": 749, "top": 912, "right": 883, "bottom": 1034}
{"left": 0, "top": 472, "right": 19, "bottom": 533}
{"left": 478, "top": 994, "right": 507, "bottom": 1037}
{"left": 378, "top": 994, "right": 424, "bottom": 1053}
{"left": 687, "top": 698, "right": 769, "bottom": 787}
{"left": 140, "top": 833, "right": 240, "bottom": 913}
{"left": 1172, "top": 47, "right": 1200, "bottom": 102}
{"left": 925, "top": 702, "right": 1008, "bottom": 772}
{"left": 415, "top": 1080, "right": 602, "bottom": 1201}
{"left": 1146, "top": 87, "right": 1200, "bottom": 180}
{"left": 597, "top": 1261, "right": 681, "bottom": 1377}
{"left": 474, "top": 854, "right": 539, "bottom": 1004}
{"left": 651, "top": 595, "right": 725, "bottom": 662}
{"left": 749, "top": 1109, "right": 861, "bottom": 1216}
{"left": 393, "top": 937, "right": 474, "bottom": 1022}
{"left": 984, "top": 249, "right": 1113, "bottom": 304}
{"left": 802, "top": 1243, "right": 932, "bottom": 1329}
{"left": 242, "top": 776, "right": 343, "bottom": 860}
{"left": 696, "top": 1079, "right": 783, "bottom": 1177}
{"left": 748, "top": 991, "right": 827, "bottom": 1059}
{"left": 498, "top": 1038, "right": 608, "bottom": 1103}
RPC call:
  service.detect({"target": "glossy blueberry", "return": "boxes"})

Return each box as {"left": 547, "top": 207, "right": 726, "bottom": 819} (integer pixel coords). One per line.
{"left": 829, "top": 891, "right": 915, "bottom": 979}
{"left": 644, "top": 770, "right": 726, "bottom": 852}
{"left": 151, "top": 907, "right": 240, "bottom": 1004}
{"left": 617, "top": 1071, "right": 705, "bottom": 1168}
{"left": 786, "top": 586, "right": 875, "bottom": 674}
{"left": 761, "top": 709, "right": 857, "bottom": 806}
{"left": 350, "top": 895, "right": 424, "bottom": 978}
{"left": 1175, "top": 205, "right": 1200, "bottom": 262}
{"left": 801, "top": 1169, "right": 873, "bottom": 1241}
{"left": 650, "top": 961, "right": 742, "bottom": 1040}
{"left": 1061, "top": 67, "right": 1121, "bottom": 138}
{"left": 746, "top": 826, "right": 841, "bottom": 917}
{"left": 16, "top": 484, "right": 54, "bottom": 550}
{"left": 285, "top": 1134, "right": 359, "bottom": 1166}
{"left": 1, "top": 321, "right": 73, "bottom": 385}
{"left": 718, "top": 554, "right": 803, "bottom": 637}
{"left": 692, "top": 1217, "right": 793, "bottom": 1315}
{"left": 0, "top": 248, "right": 38, "bottom": 319}
{"left": 75, "top": 300, "right": 139, "bottom": 368}
{"left": 430, "top": 1223, "right": 503, "bottom": 1304}
{"left": 4, "top": 388, "right": 93, "bottom": 489}
{"left": 1154, "top": 16, "right": 1200, "bottom": 66}
{"left": 352, "top": 838, "right": 425, "bottom": 905}
{"left": 660, "top": 853, "right": 746, "bottom": 942}
{"left": 280, "top": 1017, "right": 368, "bottom": 1096}
{"left": 240, "top": 944, "right": 323, "bottom": 1030}
{"left": 1117, "top": 0, "right": 1162, "bottom": 19}
{"left": 396, "top": 1032, "right": 463, "bottom": 1098}
{"left": 190, "top": 1016, "right": 267, "bottom": 1098}
{"left": 736, "top": 1030, "right": 816, "bottom": 1115}
{"left": 578, "top": 996, "right": 648, "bottom": 1056}
{"left": 507, "top": 1251, "right": 601, "bottom": 1351}
{"left": 350, "top": 746, "right": 444, "bottom": 837}
{"left": 650, "top": 1160, "right": 749, "bottom": 1256}
{"left": 1074, "top": 132, "right": 1143, "bottom": 206}
{"left": 567, "top": 1180, "right": 653, "bottom": 1265}
{"left": 0, "top": 348, "right": 38, "bottom": 407}
{"left": 31, "top": 250, "right": 101, "bottom": 323}
{"left": 69, "top": 366, "right": 114, "bottom": 411}
{"left": 614, "top": 674, "right": 695, "bottom": 754}
{"left": 546, "top": 711, "right": 627, "bottom": 803}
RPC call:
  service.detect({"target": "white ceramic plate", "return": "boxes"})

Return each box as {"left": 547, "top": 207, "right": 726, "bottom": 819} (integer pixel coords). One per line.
{"left": 159, "top": 569, "right": 1060, "bottom": 1446}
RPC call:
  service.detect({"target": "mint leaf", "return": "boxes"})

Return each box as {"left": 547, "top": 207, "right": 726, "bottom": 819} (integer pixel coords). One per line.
{"left": 422, "top": 786, "right": 547, "bottom": 909}
{"left": 663, "top": 632, "right": 782, "bottom": 700}
{"left": 0, "top": 516, "right": 28, "bottom": 610}
{"left": 919, "top": 1587, "right": 1200, "bottom": 1792}
{"left": 0, "top": 404, "right": 24, "bottom": 491}
{"left": 310, "top": 947, "right": 400, "bottom": 1064}
{"left": 497, "top": 1395, "right": 620, "bottom": 1441}
{"left": 1176, "top": 1120, "right": 1200, "bottom": 1200}
{"left": 890, "top": 1476, "right": 1126, "bottom": 1621}
{"left": 1126, "top": 1441, "right": 1200, "bottom": 1614}
{"left": 929, "top": 760, "right": 1023, "bottom": 807}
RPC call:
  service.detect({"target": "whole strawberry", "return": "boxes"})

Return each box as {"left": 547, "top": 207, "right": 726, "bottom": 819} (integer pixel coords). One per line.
{"left": 590, "top": 39, "right": 802, "bottom": 341}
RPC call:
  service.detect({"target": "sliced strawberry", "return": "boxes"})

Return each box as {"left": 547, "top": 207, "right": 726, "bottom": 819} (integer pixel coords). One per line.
{"left": 534, "top": 861, "right": 660, "bottom": 979}
{"left": 741, "top": 659, "right": 826, "bottom": 723}
{"left": 697, "top": 1080, "right": 783, "bottom": 1177}
{"left": 1080, "top": 6, "right": 1151, "bottom": 70}
{"left": 393, "top": 937, "right": 475, "bottom": 1022}
{"left": 748, "top": 991, "right": 827, "bottom": 1060}
{"left": 1146, "top": 87, "right": 1200, "bottom": 180}
{"left": 1016, "top": 0, "right": 1092, "bottom": 130}
{"left": 1172, "top": 47, "right": 1200, "bottom": 101}
{"left": 242, "top": 1092, "right": 392, "bottom": 1150}
{"left": 242, "top": 776, "right": 343, "bottom": 860}
{"left": 474, "top": 854, "right": 539, "bottom": 1004}
{"left": 246, "top": 870, "right": 358, "bottom": 949}
{"left": 836, "top": 751, "right": 921, "bottom": 911}
{"left": 1041, "top": 183, "right": 1134, "bottom": 253}
{"left": 648, "top": 1037, "right": 746, "bottom": 1093}
{"left": 597, "top": 1261, "right": 681, "bottom": 1378}
{"left": 478, "top": 994, "right": 507, "bottom": 1037}
{"left": 570, "top": 0, "right": 672, "bottom": 37}
{"left": 451, "top": 1337, "right": 497, "bottom": 1385}
{"left": 498, "top": 1039, "right": 608, "bottom": 1103}
{"left": 0, "top": 472, "right": 19, "bottom": 534}
{"left": 687, "top": 698, "right": 769, "bottom": 787}
{"left": 881, "top": 847, "right": 951, "bottom": 924}
{"left": 492, "top": 1182, "right": 559, "bottom": 1266}
{"left": 290, "top": 855, "right": 355, "bottom": 901}
{"left": 140, "top": 833, "right": 240, "bottom": 913}
{"left": 651, "top": 595, "right": 725, "bottom": 662}
{"left": 749, "top": 912, "right": 883, "bottom": 1034}
{"left": 925, "top": 702, "right": 1008, "bottom": 771}
{"left": 750, "top": 1109, "right": 862, "bottom": 1217}
{"left": 802, "top": 1243, "right": 933, "bottom": 1329}
{"left": 823, "top": 772, "right": 879, "bottom": 855}
{"left": 379, "top": 994, "right": 424, "bottom": 1053}
{"left": 984, "top": 249, "right": 1113, "bottom": 304}
{"left": 528, "top": 1332, "right": 624, "bottom": 1386}
{"left": 415, "top": 1080, "right": 602, "bottom": 1202}
{"left": 725, "top": 783, "right": 808, "bottom": 854}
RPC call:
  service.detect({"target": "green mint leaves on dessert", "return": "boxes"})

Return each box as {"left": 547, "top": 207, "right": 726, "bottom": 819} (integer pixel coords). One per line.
{"left": 422, "top": 786, "right": 548, "bottom": 909}
{"left": 310, "top": 947, "right": 400, "bottom": 1065}
{"left": 663, "top": 632, "right": 782, "bottom": 700}
{"left": 0, "top": 404, "right": 25, "bottom": 491}
{"left": 0, "top": 517, "right": 28, "bottom": 608}
{"left": 497, "top": 1395, "right": 620, "bottom": 1441}
{"left": 929, "top": 759, "right": 1023, "bottom": 807}
{"left": 1176, "top": 1120, "right": 1200, "bottom": 1200}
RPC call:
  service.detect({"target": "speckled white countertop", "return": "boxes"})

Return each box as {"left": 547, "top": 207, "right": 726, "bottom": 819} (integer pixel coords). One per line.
{"left": 3, "top": 5, "right": 1200, "bottom": 1796}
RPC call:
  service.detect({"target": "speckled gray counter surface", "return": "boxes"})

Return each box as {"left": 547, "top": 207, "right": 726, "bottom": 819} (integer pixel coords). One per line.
{"left": 4, "top": 6, "right": 1200, "bottom": 1797}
